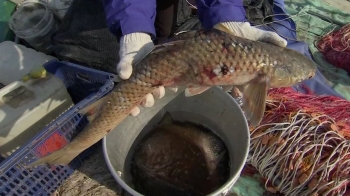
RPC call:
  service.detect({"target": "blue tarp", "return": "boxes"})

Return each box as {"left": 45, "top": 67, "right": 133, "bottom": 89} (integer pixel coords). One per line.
{"left": 256, "top": 0, "right": 344, "bottom": 98}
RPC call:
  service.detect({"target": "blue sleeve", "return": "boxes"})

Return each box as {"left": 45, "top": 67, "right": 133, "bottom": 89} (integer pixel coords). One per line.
{"left": 103, "top": 0, "right": 156, "bottom": 39}
{"left": 195, "top": 0, "right": 247, "bottom": 29}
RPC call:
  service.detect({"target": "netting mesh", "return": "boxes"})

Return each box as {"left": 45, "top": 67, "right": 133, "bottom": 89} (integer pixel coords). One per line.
{"left": 316, "top": 23, "right": 350, "bottom": 76}
{"left": 52, "top": 0, "right": 120, "bottom": 74}
{"left": 247, "top": 87, "right": 350, "bottom": 196}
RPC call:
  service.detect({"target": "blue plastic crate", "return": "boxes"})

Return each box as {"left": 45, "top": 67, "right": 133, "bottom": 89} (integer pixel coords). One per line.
{"left": 0, "top": 60, "right": 115, "bottom": 196}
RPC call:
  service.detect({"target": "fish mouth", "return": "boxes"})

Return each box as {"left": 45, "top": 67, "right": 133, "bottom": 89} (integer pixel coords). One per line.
{"left": 296, "top": 70, "right": 316, "bottom": 83}
{"left": 308, "top": 72, "right": 316, "bottom": 80}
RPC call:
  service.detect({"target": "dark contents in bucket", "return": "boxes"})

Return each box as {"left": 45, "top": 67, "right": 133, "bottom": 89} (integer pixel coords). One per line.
{"left": 130, "top": 112, "right": 230, "bottom": 196}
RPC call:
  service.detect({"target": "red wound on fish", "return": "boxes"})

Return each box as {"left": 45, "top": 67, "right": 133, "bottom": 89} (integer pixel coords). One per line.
{"left": 221, "top": 47, "right": 227, "bottom": 54}
{"left": 203, "top": 68, "right": 217, "bottom": 80}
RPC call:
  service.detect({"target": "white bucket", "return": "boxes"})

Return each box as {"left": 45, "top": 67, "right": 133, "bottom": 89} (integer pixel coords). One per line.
{"left": 9, "top": 1, "right": 58, "bottom": 54}
{"left": 103, "top": 87, "right": 250, "bottom": 196}
{"left": 41, "top": 0, "right": 72, "bottom": 20}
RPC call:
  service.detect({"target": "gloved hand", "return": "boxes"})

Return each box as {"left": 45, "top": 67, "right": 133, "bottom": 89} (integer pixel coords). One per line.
{"left": 118, "top": 32, "right": 174, "bottom": 116}
{"left": 220, "top": 22, "right": 287, "bottom": 47}
{"left": 215, "top": 21, "right": 288, "bottom": 94}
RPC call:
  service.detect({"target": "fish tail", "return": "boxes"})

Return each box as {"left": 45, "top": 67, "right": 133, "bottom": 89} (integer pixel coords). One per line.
{"left": 27, "top": 147, "right": 81, "bottom": 167}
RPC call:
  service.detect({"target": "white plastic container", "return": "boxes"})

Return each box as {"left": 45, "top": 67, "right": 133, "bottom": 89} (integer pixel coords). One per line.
{"left": 9, "top": 1, "right": 58, "bottom": 54}
{"left": 0, "top": 71, "right": 74, "bottom": 157}
{"left": 0, "top": 41, "right": 57, "bottom": 85}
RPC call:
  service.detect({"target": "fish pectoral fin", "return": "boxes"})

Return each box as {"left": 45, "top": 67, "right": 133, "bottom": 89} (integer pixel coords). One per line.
{"left": 80, "top": 96, "right": 108, "bottom": 121}
{"left": 242, "top": 76, "right": 269, "bottom": 127}
{"left": 213, "top": 23, "right": 236, "bottom": 36}
{"left": 185, "top": 86, "right": 211, "bottom": 97}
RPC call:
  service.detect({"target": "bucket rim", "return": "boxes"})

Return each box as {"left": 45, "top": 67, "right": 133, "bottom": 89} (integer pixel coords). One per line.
{"left": 102, "top": 86, "right": 251, "bottom": 196}
{"left": 9, "top": 1, "right": 51, "bottom": 37}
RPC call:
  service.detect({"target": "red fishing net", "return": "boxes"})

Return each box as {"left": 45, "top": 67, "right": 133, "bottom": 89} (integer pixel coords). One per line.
{"left": 316, "top": 23, "right": 350, "bottom": 75}
{"left": 264, "top": 87, "right": 350, "bottom": 138}
{"left": 246, "top": 87, "right": 350, "bottom": 196}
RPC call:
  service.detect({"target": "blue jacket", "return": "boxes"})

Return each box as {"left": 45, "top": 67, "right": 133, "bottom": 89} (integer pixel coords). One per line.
{"left": 103, "top": 0, "right": 246, "bottom": 38}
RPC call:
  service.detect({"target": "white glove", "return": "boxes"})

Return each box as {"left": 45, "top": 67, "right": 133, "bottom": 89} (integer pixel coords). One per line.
{"left": 118, "top": 33, "right": 174, "bottom": 116}
{"left": 216, "top": 22, "right": 287, "bottom": 93}
{"left": 221, "top": 22, "right": 287, "bottom": 47}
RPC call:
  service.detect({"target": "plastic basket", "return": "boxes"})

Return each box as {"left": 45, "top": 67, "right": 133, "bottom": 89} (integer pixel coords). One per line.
{"left": 0, "top": 60, "right": 115, "bottom": 196}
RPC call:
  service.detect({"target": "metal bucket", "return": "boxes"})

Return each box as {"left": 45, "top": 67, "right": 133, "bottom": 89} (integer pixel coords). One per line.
{"left": 103, "top": 87, "right": 250, "bottom": 195}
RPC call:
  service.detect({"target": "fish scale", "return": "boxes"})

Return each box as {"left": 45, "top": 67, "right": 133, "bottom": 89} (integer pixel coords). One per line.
{"left": 28, "top": 27, "right": 317, "bottom": 167}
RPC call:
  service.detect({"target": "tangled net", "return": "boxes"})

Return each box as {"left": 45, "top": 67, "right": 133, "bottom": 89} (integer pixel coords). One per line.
{"left": 247, "top": 87, "right": 350, "bottom": 196}
{"left": 316, "top": 23, "right": 350, "bottom": 75}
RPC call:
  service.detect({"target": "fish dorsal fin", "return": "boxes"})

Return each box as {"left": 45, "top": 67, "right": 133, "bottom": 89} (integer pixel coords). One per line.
{"left": 173, "top": 30, "right": 198, "bottom": 40}
{"left": 134, "top": 40, "right": 186, "bottom": 66}
{"left": 213, "top": 23, "right": 236, "bottom": 36}
{"left": 242, "top": 76, "right": 269, "bottom": 126}
{"left": 152, "top": 40, "right": 187, "bottom": 53}
{"left": 158, "top": 112, "right": 175, "bottom": 126}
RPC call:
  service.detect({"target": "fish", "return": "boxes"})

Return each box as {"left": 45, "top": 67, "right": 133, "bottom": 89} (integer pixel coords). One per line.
{"left": 27, "top": 24, "right": 317, "bottom": 167}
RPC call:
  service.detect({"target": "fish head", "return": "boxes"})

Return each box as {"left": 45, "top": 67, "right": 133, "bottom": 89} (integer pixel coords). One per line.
{"left": 269, "top": 50, "right": 317, "bottom": 87}
{"left": 211, "top": 23, "right": 317, "bottom": 88}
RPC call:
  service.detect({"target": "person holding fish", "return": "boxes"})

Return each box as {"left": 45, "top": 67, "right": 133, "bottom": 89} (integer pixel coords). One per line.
{"left": 28, "top": 0, "right": 317, "bottom": 167}
{"left": 103, "top": 0, "right": 288, "bottom": 116}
